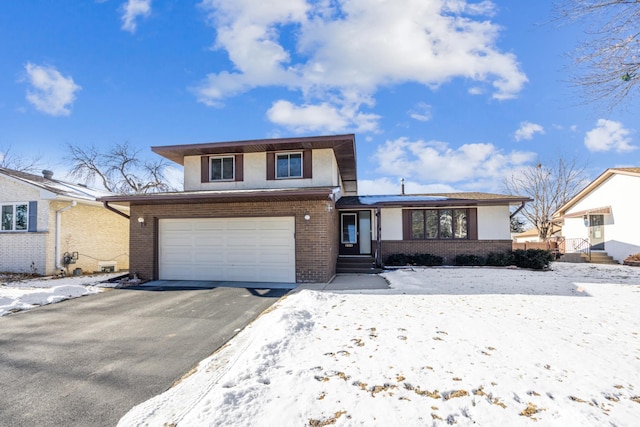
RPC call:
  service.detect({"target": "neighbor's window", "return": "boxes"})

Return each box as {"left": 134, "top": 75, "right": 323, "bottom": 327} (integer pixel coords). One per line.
{"left": 410, "top": 209, "right": 467, "bottom": 240}
{"left": 210, "top": 156, "right": 234, "bottom": 181}
{"left": 1, "top": 203, "right": 28, "bottom": 231}
{"left": 276, "top": 152, "right": 303, "bottom": 178}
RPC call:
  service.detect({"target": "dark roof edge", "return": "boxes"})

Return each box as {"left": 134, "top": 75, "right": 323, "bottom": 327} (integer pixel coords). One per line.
{"left": 151, "top": 134, "right": 355, "bottom": 154}
{"left": 98, "top": 187, "right": 337, "bottom": 204}
{"left": 336, "top": 196, "right": 532, "bottom": 209}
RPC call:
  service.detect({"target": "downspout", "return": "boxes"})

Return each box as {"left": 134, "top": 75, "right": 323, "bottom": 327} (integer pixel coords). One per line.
{"left": 376, "top": 207, "right": 382, "bottom": 267}
{"left": 510, "top": 201, "right": 526, "bottom": 219}
{"left": 55, "top": 201, "right": 77, "bottom": 270}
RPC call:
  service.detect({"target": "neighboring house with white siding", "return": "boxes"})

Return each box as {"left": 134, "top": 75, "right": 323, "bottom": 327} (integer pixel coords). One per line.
{"left": 0, "top": 168, "right": 129, "bottom": 275}
{"left": 553, "top": 168, "right": 640, "bottom": 263}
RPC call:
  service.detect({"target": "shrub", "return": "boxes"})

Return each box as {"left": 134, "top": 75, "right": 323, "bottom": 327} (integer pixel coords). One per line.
{"left": 485, "top": 252, "right": 515, "bottom": 267}
{"left": 513, "top": 249, "right": 553, "bottom": 270}
{"left": 413, "top": 253, "right": 444, "bottom": 266}
{"left": 384, "top": 253, "right": 443, "bottom": 266}
{"left": 385, "top": 253, "right": 412, "bottom": 266}
{"left": 454, "top": 254, "right": 485, "bottom": 266}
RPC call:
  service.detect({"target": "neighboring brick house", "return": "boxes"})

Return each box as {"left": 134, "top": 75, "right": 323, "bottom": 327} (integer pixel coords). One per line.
{"left": 100, "top": 134, "right": 530, "bottom": 283}
{"left": 553, "top": 167, "right": 640, "bottom": 263}
{"left": 0, "top": 168, "right": 130, "bottom": 275}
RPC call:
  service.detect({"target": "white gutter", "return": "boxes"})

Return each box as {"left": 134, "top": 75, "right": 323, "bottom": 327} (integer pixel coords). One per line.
{"left": 55, "top": 201, "right": 77, "bottom": 270}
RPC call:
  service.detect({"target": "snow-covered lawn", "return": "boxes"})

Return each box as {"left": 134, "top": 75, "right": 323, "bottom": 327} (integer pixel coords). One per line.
{"left": 0, "top": 272, "right": 123, "bottom": 316}
{"left": 119, "top": 263, "right": 640, "bottom": 426}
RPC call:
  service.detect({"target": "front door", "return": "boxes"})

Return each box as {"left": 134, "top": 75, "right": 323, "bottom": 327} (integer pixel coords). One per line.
{"left": 589, "top": 214, "right": 605, "bottom": 250}
{"left": 340, "top": 211, "right": 372, "bottom": 255}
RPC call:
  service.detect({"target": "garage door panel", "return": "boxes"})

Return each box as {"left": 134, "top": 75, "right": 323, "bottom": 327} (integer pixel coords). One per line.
{"left": 159, "top": 217, "right": 295, "bottom": 283}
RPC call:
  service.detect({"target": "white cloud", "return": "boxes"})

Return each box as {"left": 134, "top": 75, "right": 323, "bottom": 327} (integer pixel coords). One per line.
{"left": 408, "top": 103, "right": 432, "bottom": 122}
{"left": 514, "top": 121, "right": 544, "bottom": 141}
{"left": 24, "top": 63, "right": 81, "bottom": 116}
{"left": 121, "top": 0, "right": 152, "bottom": 33}
{"left": 195, "top": 0, "right": 527, "bottom": 132}
{"left": 372, "top": 137, "right": 536, "bottom": 191}
{"left": 267, "top": 100, "right": 349, "bottom": 133}
{"left": 584, "top": 119, "right": 636, "bottom": 153}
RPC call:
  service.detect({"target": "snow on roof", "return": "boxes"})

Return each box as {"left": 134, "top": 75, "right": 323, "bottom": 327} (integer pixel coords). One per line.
{"left": 355, "top": 195, "right": 448, "bottom": 204}
{"left": 0, "top": 168, "right": 115, "bottom": 201}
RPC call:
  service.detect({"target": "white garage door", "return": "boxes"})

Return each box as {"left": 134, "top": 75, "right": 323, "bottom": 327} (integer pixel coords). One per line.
{"left": 159, "top": 217, "right": 295, "bottom": 283}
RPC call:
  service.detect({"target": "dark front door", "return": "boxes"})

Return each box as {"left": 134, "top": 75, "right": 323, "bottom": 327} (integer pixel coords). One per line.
{"left": 339, "top": 211, "right": 372, "bottom": 255}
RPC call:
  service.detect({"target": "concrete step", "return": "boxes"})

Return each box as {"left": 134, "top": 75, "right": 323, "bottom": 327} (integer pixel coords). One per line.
{"left": 588, "top": 253, "right": 619, "bottom": 264}
{"left": 336, "top": 267, "right": 384, "bottom": 274}
{"left": 558, "top": 252, "right": 619, "bottom": 264}
{"left": 557, "top": 253, "right": 588, "bottom": 263}
{"left": 336, "top": 257, "right": 380, "bottom": 274}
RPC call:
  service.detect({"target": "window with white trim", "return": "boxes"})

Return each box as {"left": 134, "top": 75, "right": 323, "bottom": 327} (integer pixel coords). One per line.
{"left": 276, "top": 152, "right": 303, "bottom": 179}
{"left": 209, "top": 156, "right": 234, "bottom": 181}
{"left": 1, "top": 203, "right": 28, "bottom": 231}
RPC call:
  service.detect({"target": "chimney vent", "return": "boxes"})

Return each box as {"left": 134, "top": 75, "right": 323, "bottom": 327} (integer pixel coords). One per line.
{"left": 401, "top": 178, "right": 405, "bottom": 195}
{"left": 42, "top": 170, "right": 54, "bottom": 180}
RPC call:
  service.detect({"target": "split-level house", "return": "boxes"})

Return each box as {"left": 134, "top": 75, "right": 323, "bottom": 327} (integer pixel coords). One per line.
{"left": 100, "top": 134, "right": 530, "bottom": 283}
{"left": 553, "top": 167, "right": 640, "bottom": 263}
{"left": 0, "top": 168, "right": 130, "bottom": 275}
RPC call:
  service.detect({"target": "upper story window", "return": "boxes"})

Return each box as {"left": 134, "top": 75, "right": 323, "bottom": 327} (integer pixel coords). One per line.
{"left": 210, "top": 156, "right": 234, "bottom": 181}
{"left": 267, "top": 150, "right": 312, "bottom": 181}
{"left": 409, "top": 209, "right": 468, "bottom": 240}
{"left": 200, "top": 154, "right": 243, "bottom": 183}
{"left": 276, "top": 152, "right": 303, "bottom": 179}
{"left": 2, "top": 203, "right": 28, "bottom": 231}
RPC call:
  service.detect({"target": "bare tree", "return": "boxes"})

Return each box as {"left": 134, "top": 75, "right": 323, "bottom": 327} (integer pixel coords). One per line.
{"left": 554, "top": 0, "right": 640, "bottom": 108}
{"left": 0, "top": 146, "right": 43, "bottom": 172}
{"left": 66, "top": 142, "right": 175, "bottom": 194}
{"left": 504, "top": 158, "right": 588, "bottom": 240}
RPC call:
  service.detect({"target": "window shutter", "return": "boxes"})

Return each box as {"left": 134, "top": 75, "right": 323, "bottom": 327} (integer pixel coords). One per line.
{"left": 234, "top": 154, "right": 244, "bottom": 182}
{"left": 402, "top": 210, "right": 411, "bottom": 240}
{"left": 201, "top": 156, "right": 210, "bottom": 183}
{"left": 266, "top": 152, "right": 275, "bottom": 180}
{"left": 28, "top": 201, "right": 37, "bottom": 232}
{"left": 303, "top": 149, "right": 312, "bottom": 179}
{"left": 468, "top": 208, "right": 478, "bottom": 240}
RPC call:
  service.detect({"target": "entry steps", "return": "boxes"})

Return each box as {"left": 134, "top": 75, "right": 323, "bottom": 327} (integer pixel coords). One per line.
{"left": 336, "top": 256, "right": 383, "bottom": 274}
{"left": 557, "top": 251, "right": 618, "bottom": 265}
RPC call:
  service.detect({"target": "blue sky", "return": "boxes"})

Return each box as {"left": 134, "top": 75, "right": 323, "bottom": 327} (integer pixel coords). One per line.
{"left": 1, "top": 0, "right": 638, "bottom": 194}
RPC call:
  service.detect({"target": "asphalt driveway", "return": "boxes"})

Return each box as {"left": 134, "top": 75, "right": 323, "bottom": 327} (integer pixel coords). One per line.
{"left": 0, "top": 283, "right": 289, "bottom": 427}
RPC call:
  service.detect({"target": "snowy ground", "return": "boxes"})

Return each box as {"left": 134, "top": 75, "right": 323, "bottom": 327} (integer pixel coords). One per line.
{"left": 0, "top": 272, "right": 124, "bottom": 316}
{"left": 118, "top": 263, "right": 640, "bottom": 426}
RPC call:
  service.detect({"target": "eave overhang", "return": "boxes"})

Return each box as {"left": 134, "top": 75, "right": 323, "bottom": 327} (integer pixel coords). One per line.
{"left": 335, "top": 194, "right": 532, "bottom": 209}
{"left": 98, "top": 187, "right": 339, "bottom": 206}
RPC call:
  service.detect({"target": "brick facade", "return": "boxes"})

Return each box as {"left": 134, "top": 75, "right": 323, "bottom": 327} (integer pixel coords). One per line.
{"left": 49, "top": 201, "right": 130, "bottom": 275}
{"left": 380, "top": 240, "right": 513, "bottom": 265}
{"left": 129, "top": 199, "right": 337, "bottom": 283}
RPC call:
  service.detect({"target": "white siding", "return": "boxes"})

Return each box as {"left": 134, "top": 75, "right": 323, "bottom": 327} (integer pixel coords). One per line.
{"left": 478, "top": 205, "right": 511, "bottom": 240}
{"left": 184, "top": 149, "right": 339, "bottom": 191}
{"left": 563, "top": 173, "right": 640, "bottom": 262}
{"left": 380, "top": 208, "right": 403, "bottom": 240}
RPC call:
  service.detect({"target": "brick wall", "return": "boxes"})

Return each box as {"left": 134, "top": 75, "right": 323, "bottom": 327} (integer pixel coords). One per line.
{"left": 49, "top": 201, "right": 130, "bottom": 275}
{"left": 380, "top": 240, "right": 513, "bottom": 265}
{"left": 0, "top": 175, "right": 48, "bottom": 273}
{"left": 130, "top": 199, "right": 337, "bottom": 283}
{"left": 0, "top": 233, "right": 47, "bottom": 274}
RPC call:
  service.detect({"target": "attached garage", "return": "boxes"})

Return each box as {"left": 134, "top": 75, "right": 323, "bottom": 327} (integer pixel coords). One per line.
{"left": 159, "top": 217, "right": 296, "bottom": 283}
